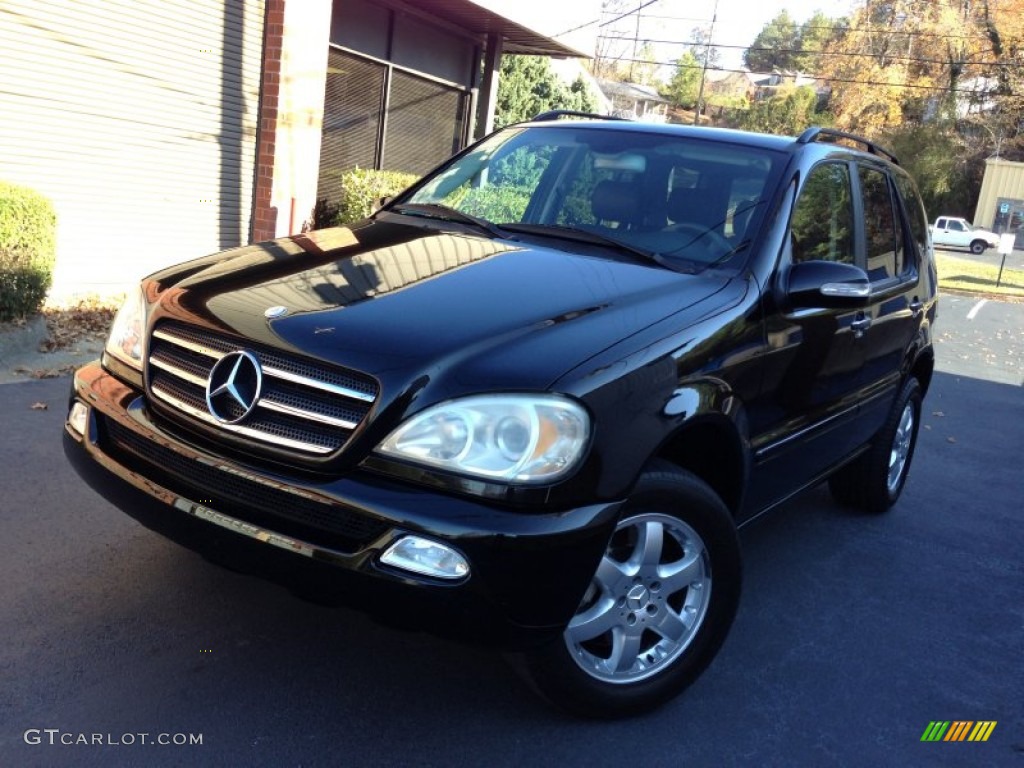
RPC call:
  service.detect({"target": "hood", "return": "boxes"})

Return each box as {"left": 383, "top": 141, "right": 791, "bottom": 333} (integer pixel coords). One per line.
{"left": 151, "top": 220, "right": 737, "bottom": 403}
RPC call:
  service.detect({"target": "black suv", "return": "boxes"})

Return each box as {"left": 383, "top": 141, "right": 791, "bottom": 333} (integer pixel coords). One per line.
{"left": 64, "top": 116, "right": 937, "bottom": 717}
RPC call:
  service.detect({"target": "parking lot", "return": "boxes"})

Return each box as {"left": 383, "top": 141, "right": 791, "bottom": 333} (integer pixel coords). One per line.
{"left": 0, "top": 294, "right": 1021, "bottom": 767}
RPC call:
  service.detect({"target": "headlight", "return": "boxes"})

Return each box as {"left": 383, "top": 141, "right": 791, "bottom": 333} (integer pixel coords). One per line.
{"left": 104, "top": 286, "right": 147, "bottom": 371}
{"left": 377, "top": 394, "right": 590, "bottom": 484}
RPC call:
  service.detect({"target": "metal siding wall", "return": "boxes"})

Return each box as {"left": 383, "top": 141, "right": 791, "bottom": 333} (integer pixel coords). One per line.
{"left": 0, "top": 0, "right": 265, "bottom": 294}
{"left": 976, "top": 159, "right": 1024, "bottom": 228}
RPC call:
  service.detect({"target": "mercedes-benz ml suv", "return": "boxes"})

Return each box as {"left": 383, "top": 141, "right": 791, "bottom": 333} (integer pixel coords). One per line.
{"left": 64, "top": 115, "right": 937, "bottom": 717}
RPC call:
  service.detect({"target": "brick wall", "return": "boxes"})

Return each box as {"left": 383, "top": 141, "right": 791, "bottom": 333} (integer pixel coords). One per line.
{"left": 251, "top": 0, "right": 285, "bottom": 243}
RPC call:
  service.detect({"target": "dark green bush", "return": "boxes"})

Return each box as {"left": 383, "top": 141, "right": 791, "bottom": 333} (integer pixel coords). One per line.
{"left": 0, "top": 181, "right": 57, "bottom": 321}
{"left": 447, "top": 186, "right": 533, "bottom": 222}
{"left": 313, "top": 168, "right": 420, "bottom": 229}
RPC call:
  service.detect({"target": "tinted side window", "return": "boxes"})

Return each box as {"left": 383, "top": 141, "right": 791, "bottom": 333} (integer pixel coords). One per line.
{"left": 859, "top": 166, "right": 903, "bottom": 280}
{"left": 791, "top": 163, "right": 854, "bottom": 264}
{"left": 895, "top": 173, "right": 927, "bottom": 265}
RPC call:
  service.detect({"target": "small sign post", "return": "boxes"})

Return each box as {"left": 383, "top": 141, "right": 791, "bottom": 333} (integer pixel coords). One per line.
{"left": 997, "top": 233, "right": 1015, "bottom": 288}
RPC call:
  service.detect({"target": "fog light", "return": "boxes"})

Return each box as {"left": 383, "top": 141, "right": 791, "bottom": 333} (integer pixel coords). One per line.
{"left": 380, "top": 536, "right": 469, "bottom": 580}
{"left": 68, "top": 401, "right": 89, "bottom": 436}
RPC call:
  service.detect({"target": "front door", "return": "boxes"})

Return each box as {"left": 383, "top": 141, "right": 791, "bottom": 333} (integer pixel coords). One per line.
{"left": 747, "top": 162, "right": 871, "bottom": 511}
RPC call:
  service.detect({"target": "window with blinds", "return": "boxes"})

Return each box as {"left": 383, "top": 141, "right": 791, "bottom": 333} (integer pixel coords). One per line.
{"left": 385, "top": 70, "right": 467, "bottom": 177}
{"left": 318, "top": 47, "right": 469, "bottom": 204}
{"left": 318, "top": 49, "right": 386, "bottom": 201}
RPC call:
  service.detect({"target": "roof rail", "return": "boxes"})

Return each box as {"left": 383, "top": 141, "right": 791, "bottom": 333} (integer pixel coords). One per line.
{"left": 530, "top": 110, "right": 629, "bottom": 123}
{"left": 796, "top": 127, "right": 899, "bottom": 165}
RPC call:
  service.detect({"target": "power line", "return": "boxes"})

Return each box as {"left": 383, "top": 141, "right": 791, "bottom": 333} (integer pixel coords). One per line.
{"left": 599, "top": 53, "right": 1014, "bottom": 95}
{"left": 597, "top": 34, "right": 1011, "bottom": 67}
{"left": 599, "top": 13, "right": 998, "bottom": 43}
{"left": 554, "top": 0, "right": 662, "bottom": 38}
{"left": 601, "top": 0, "right": 662, "bottom": 28}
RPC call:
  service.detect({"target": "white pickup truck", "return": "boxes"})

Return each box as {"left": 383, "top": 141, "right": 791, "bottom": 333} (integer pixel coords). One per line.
{"left": 930, "top": 216, "right": 1000, "bottom": 254}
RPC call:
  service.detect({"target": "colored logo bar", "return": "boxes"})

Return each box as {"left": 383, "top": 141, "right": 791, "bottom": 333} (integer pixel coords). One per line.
{"left": 921, "top": 721, "right": 997, "bottom": 742}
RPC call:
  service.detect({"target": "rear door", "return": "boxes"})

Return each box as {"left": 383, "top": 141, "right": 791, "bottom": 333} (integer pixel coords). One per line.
{"left": 853, "top": 163, "right": 925, "bottom": 423}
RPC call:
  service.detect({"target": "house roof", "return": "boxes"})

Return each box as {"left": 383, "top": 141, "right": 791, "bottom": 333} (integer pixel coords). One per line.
{"left": 598, "top": 79, "right": 670, "bottom": 104}
{"left": 410, "top": 0, "right": 590, "bottom": 57}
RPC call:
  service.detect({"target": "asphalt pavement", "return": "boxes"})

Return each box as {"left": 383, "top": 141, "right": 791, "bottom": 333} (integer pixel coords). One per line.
{"left": 0, "top": 295, "right": 1021, "bottom": 767}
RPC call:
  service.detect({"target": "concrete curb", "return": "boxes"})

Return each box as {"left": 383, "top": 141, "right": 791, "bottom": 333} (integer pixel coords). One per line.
{"left": 0, "top": 314, "right": 103, "bottom": 385}
{"left": 0, "top": 315, "right": 48, "bottom": 359}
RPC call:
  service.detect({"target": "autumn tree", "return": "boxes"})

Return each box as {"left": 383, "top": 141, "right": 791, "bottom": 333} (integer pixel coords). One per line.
{"left": 811, "top": 0, "right": 1024, "bottom": 136}
{"left": 974, "top": 0, "right": 1024, "bottom": 154}
{"left": 806, "top": 0, "right": 1024, "bottom": 216}
{"left": 815, "top": 1, "right": 931, "bottom": 134}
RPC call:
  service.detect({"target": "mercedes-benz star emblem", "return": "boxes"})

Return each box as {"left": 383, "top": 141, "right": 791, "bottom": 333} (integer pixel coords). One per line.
{"left": 205, "top": 350, "right": 263, "bottom": 424}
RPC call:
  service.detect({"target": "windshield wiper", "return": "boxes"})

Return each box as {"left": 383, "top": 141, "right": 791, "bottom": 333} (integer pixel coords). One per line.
{"left": 497, "top": 223, "right": 694, "bottom": 272}
{"left": 387, "top": 203, "right": 510, "bottom": 239}
{"left": 708, "top": 239, "right": 751, "bottom": 269}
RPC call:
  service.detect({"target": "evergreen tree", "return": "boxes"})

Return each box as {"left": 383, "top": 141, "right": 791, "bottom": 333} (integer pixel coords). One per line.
{"left": 744, "top": 11, "right": 800, "bottom": 72}
{"left": 739, "top": 85, "right": 823, "bottom": 135}
{"left": 664, "top": 52, "right": 702, "bottom": 108}
{"left": 495, "top": 56, "right": 598, "bottom": 128}
{"left": 792, "top": 12, "right": 835, "bottom": 73}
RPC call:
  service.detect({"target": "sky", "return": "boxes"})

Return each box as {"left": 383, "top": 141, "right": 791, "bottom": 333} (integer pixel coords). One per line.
{"left": 584, "top": 0, "right": 861, "bottom": 70}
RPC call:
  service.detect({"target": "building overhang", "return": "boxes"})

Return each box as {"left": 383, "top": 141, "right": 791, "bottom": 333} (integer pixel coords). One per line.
{"left": 407, "top": 0, "right": 593, "bottom": 57}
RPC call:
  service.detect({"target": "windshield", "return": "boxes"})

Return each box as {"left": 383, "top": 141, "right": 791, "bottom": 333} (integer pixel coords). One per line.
{"left": 396, "top": 125, "right": 784, "bottom": 271}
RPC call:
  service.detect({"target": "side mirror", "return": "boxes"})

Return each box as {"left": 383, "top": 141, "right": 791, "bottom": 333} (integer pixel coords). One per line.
{"left": 787, "top": 260, "right": 870, "bottom": 309}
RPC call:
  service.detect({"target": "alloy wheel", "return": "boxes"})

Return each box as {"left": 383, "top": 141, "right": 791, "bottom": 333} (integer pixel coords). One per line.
{"left": 887, "top": 401, "right": 915, "bottom": 493}
{"left": 564, "top": 512, "right": 711, "bottom": 684}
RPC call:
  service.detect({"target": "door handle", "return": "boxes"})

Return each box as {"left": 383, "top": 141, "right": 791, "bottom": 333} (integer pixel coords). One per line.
{"left": 851, "top": 314, "right": 871, "bottom": 339}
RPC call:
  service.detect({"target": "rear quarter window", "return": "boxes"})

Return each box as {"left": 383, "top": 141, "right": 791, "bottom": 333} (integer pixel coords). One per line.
{"left": 894, "top": 173, "right": 929, "bottom": 260}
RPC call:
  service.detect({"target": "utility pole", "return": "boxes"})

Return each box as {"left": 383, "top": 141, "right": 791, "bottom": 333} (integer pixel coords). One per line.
{"left": 629, "top": 2, "right": 642, "bottom": 82}
{"left": 693, "top": 0, "right": 719, "bottom": 125}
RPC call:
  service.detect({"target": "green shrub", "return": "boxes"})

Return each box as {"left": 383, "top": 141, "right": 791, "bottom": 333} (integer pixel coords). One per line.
{"left": 314, "top": 168, "right": 420, "bottom": 228}
{"left": 0, "top": 181, "right": 57, "bottom": 321}
{"left": 444, "top": 186, "right": 533, "bottom": 223}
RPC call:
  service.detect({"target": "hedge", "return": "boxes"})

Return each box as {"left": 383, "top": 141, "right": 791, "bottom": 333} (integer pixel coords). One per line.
{"left": 0, "top": 181, "right": 57, "bottom": 321}
{"left": 314, "top": 168, "right": 420, "bottom": 229}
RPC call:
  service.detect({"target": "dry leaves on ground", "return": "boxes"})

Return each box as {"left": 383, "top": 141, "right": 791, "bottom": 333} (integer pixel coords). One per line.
{"left": 39, "top": 295, "right": 122, "bottom": 352}
{"left": 15, "top": 364, "right": 76, "bottom": 379}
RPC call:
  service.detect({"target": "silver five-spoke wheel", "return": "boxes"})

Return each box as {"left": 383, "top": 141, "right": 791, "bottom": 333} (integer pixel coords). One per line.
{"left": 518, "top": 464, "right": 740, "bottom": 718}
{"left": 887, "top": 401, "right": 915, "bottom": 493}
{"left": 565, "top": 513, "right": 711, "bottom": 683}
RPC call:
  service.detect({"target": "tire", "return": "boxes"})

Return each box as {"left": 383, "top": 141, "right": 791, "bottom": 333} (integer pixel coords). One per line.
{"left": 970, "top": 239, "right": 987, "bottom": 255}
{"left": 829, "top": 377, "right": 922, "bottom": 514}
{"left": 518, "top": 463, "right": 741, "bottom": 718}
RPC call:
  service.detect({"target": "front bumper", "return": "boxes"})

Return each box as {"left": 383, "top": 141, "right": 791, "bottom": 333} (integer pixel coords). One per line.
{"left": 64, "top": 362, "right": 621, "bottom": 649}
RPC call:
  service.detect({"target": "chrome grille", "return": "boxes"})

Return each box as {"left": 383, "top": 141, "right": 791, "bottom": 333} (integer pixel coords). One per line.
{"left": 147, "top": 321, "right": 377, "bottom": 456}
